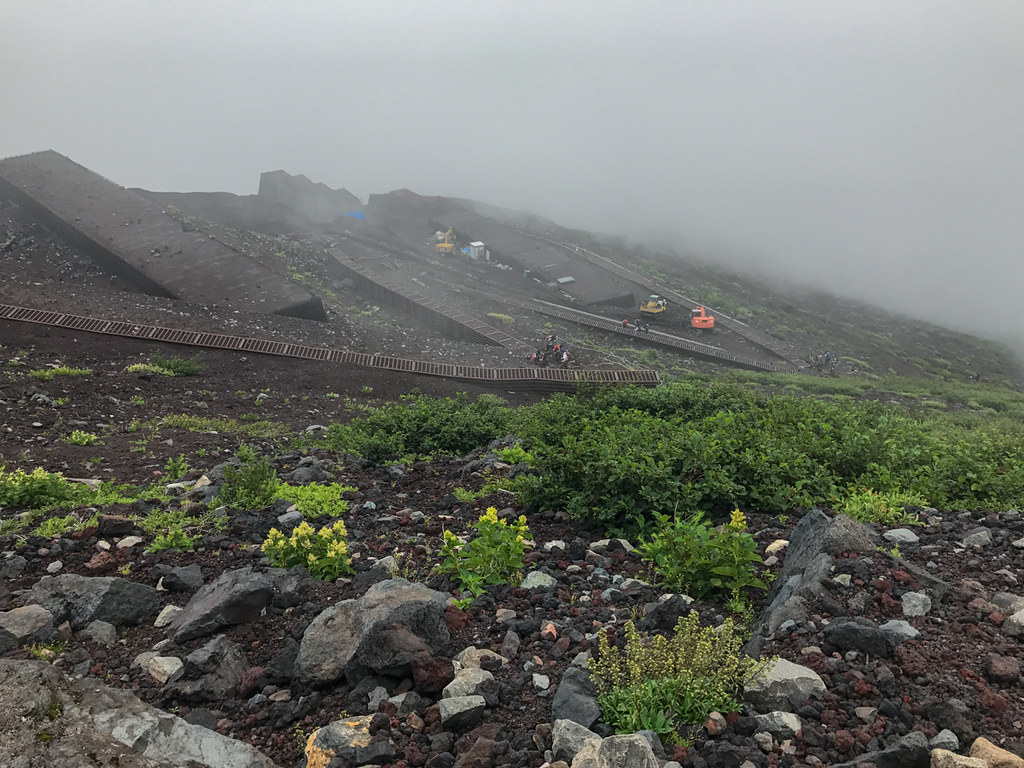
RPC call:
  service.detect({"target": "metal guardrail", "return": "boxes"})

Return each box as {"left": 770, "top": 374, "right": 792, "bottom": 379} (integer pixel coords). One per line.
{"left": 0, "top": 303, "right": 660, "bottom": 392}
{"left": 499, "top": 297, "right": 780, "bottom": 372}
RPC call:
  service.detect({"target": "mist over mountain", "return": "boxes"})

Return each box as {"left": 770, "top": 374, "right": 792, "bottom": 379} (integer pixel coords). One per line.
{"left": 4, "top": 1, "right": 1021, "bottom": 353}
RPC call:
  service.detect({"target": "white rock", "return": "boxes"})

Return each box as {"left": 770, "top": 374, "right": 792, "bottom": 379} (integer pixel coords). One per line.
{"left": 117, "top": 536, "right": 143, "bottom": 549}
{"left": 765, "top": 540, "right": 789, "bottom": 556}
{"left": 901, "top": 591, "right": 931, "bottom": 617}
{"left": 154, "top": 605, "right": 182, "bottom": 628}
{"left": 146, "top": 656, "right": 182, "bottom": 684}
{"left": 883, "top": 528, "right": 920, "bottom": 545}
{"left": 46, "top": 560, "right": 63, "bottom": 574}
{"left": 533, "top": 673, "right": 550, "bottom": 690}
{"left": 521, "top": 571, "right": 558, "bottom": 589}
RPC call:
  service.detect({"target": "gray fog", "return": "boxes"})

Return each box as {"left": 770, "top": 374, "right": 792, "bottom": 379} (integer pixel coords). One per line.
{"left": 4, "top": 2, "right": 1022, "bottom": 350}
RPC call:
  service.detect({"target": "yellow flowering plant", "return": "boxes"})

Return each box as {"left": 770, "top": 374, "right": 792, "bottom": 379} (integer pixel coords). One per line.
{"left": 436, "top": 506, "right": 532, "bottom": 597}
{"left": 261, "top": 520, "right": 353, "bottom": 581}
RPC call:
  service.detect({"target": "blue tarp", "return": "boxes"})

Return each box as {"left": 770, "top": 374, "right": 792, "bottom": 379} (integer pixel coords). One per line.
{"left": 345, "top": 211, "right": 366, "bottom": 221}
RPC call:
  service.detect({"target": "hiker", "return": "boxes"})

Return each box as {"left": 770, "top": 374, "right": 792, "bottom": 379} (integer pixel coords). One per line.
{"left": 545, "top": 334, "right": 556, "bottom": 350}
{"left": 560, "top": 349, "right": 571, "bottom": 368}
{"left": 553, "top": 343, "right": 560, "bottom": 354}
{"left": 622, "top": 319, "right": 629, "bottom": 329}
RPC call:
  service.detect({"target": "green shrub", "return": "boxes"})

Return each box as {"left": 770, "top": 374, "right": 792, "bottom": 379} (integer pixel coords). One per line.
{"left": 124, "top": 363, "right": 175, "bottom": 376}
{"left": 32, "top": 515, "right": 77, "bottom": 538}
{"left": 63, "top": 430, "right": 100, "bottom": 446}
{"left": 218, "top": 444, "right": 280, "bottom": 510}
{"left": 148, "top": 351, "right": 204, "bottom": 376}
{"left": 319, "top": 393, "right": 513, "bottom": 463}
{"left": 486, "top": 312, "right": 514, "bottom": 325}
{"left": 164, "top": 455, "right": 189, "bottom": 481}
{"left": 139, "top": 506, "right": 225, "bottom": 552}
{"left": 493, "top": 444, "right": 533, "bottom": 465}
{"left": 436, "top": 506, "right": 532, "bottom": 596}
{"left": 261, "top": 520, "right": 353, "bottom": 581}
{"left": 0, "top": 467, "right": 80, "bottom": 510}
{"left": 839, "top": 487, "right": 926, "bottom": 526}
{"left": 28, "top": 366, "right": 92, "bottom": 381}
{"left": 273, "top": 482, "right": 354, "bottom": 520}
{"left": 589, "top": 614, "right": 772, "bottom": 744}
{"left": 640, "top": 509, "right": 767, "bottom": 608}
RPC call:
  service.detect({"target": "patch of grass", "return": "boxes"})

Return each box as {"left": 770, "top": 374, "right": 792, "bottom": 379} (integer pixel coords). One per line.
{"left": 486, "top": 312, "right": 515, "bottom": 325}
{"left": 157, "top": 414, "right": 291, "bottom": 439}
{"left": 63, "top": 430, "right": 101, "bottom": 446}
{"left": 29, "top": 366, "right": 92, "bottom": 381}
{"left": 148, "top": 351, "right": 204, "bottom": 376}
{"left": 273, "top": 482, "right": 355, "bottom": 520}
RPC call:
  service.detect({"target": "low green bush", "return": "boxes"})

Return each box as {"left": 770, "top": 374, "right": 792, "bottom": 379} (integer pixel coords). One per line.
{"left": 436, "top": 506, "right": 531, "bottom": 597}
{"left": 32, "top": 515, "right": 77, "bottom": 538}
{"left": 273, "top": 482, "right": 354, "bottom": 520}
{"left": 63, "top": 430, "right": 100, "bottom": 446}
{"left": 0, "top": 467, "right": 80, "bottom": 510}
{"left": 838, "top": 487, "right": 927, "bottom": 526}
{"left": 218, "top": 444, "right": 280, "bottom": 510}
{"left": 318, "top": 393, "right": 513, "bottom": 463}
{"left": 589, "top": 614, "right": 773, "bottom": 744}
{"left": 148, "top": 351, "right": 204, "bottom": 376}
{"left": 640, "top": 509, "right": 767, "bottom": 609}
{"left": 28, "top": 366, "right": 92, "bottom": 381}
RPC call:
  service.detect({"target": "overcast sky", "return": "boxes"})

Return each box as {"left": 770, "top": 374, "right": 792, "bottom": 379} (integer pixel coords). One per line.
{"left": 3, "top": 1, "right": 1022, "bottom": 350}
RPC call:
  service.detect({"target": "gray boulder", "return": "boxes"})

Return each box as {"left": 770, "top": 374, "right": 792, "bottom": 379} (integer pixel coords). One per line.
{"left": 824, "top": 617, "right": 910, "bottom": 658}
{"left": 24, "top": 574, "right": 161, "bottom": 630}
{"left": 438, "top": 694, "right": 486, "bottom": 731}
{"left": 442, "top": 667, "right": 496, "bottom": 704}
{"left": 521, "top": 570, "right": 558, "bottom": 589}
{"left": 305, "top": 714, "right": 396, "bottom": 766}
{"left": 0, "top": 658, "right": 275, "bottom": 768}
{"left": 297, "top": 578, "right": 449, "bottom": 685}
{"left": 0, "top": 605, "right": 55, "bottom": 654}
{"left": 571, "top": 733, "right": 658, "bottom": 768}
{"left": 552, "top": 718, "right": 600, "bottom": 763}
{"left": 743, "top": 658, "right": 827, "bottom": 713}
{"left": 166, "top": 635, "right": 246, "bottom": 702}
{"left": 165, "top": 567, "right": 273, "bottom": 643}
{"left": 754, "top": 711, "right": 802, "bottom": 738}
{"left": 830, "top": 730, "right": 929, "bottom": 768}
{"left": 552, "top": 666, "right": 601, "bottom": 728}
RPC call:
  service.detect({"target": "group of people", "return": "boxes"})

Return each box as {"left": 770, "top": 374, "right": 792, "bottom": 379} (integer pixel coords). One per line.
{"left": 805, "top": 350, "right": 838, "bottom": 376}
{"left": 622, "top": 318, "right": 652, "bottom": 333}
{"left": 529, "top": 334, "right": 573, "bottom": 368}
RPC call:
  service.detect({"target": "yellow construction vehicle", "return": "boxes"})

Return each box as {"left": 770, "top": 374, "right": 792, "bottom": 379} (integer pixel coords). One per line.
{"left": 435, "top": 227, "right": 456, "bottom": 255}
{"left": 639, "top": 295, "right": 667, "bottom": 317}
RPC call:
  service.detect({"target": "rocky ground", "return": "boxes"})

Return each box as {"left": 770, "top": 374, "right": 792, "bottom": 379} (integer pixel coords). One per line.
{"left": 0, "top": 324, "right": 1023, "bottom": 768}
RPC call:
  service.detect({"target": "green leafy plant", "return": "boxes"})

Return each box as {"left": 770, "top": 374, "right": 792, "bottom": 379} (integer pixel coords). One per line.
{"left": 29, "top": 366, "right": 92, "bottom": 381}
{"left": 32, "top": 514, "right": 77, "bottom": 538}
{"left": 589, "top": 614, "right": 772, "bottom": 745}
{"left": 359, "top": 386, "right": 372, "bottom": 396}
{"left": 839, "top": 486, "right": 926, "bottom": 525}
{"left": 164, "top": 454, "right": 189, "bottom": 481}
{"left": 53, "top": 397, "right": 68, "bottom": 406}
{"left": 436, "top": 506, "right": 532, "bottom": 597}
{"left": 148, "top": 527, "right": 196, "bottom": 552}
{"left": 130, "top": 395, "right": 146, "bottom": 405}
{"left": 273, "top": 482, "right": 354, "bottom": 520}
{"left": 493, "top": 444, "right": 533, "bottom": 465}
{"left": 148, "top": 351, "right": 204, "bottom": 376}
{"left": 217, "top": 444, "right": 280, "bottom": 510}
{"left": 26, "top": 641, "right": 67, "bottom": 661}
{"left": 640, "top": 509, "right": 767, "bottom": 607}
{"left": 453, "top": 486, "right": 486, "bottom": 503}
{"left": 261, "top": 520, "right": 353, "bottom": 581}
{"left": 452, "top": 597, "right": 473, "bottom": 611}
{"left": 0, "top": 467, "right": 80, "bottom": 510}
{"left": 125, "top": 362, "right": 175, "bottom": 376}
{"left": 63, "top": 430, "right": 100, "bottom": 446}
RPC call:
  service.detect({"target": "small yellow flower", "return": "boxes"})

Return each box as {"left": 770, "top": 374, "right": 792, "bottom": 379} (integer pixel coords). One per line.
{"left": 729, "top": 509, "right": 747, "bottom": 530}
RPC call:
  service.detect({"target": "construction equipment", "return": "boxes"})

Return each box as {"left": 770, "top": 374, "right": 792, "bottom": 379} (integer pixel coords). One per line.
{"left": 690, "top": 306, "right": 715, "bottom": 331}
{"left": 639, "top": 295, "right": 667, "bottom": 317}
{"left": 435, "top": 227, "right": 456, "bottom": 255}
